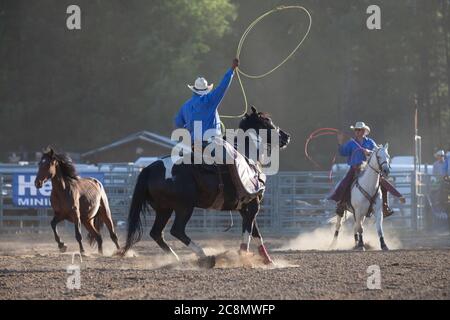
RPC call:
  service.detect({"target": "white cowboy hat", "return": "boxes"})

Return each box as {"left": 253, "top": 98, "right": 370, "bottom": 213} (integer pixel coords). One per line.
{"left": 187, "top": 77, "right": 214, "bottom": 96}
{"left": 350, "top": 121, "right": 371, "bottom": 135}
{"left": 435, "top": 150, "right": 445, "bottom": 157}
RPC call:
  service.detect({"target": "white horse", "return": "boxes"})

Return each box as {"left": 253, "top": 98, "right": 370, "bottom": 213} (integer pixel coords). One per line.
{"left": 331, "top": 144, "right": 391, "bottom": 251}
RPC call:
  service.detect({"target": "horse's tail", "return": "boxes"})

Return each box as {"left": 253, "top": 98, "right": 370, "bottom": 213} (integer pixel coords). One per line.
{"left": 88, "top": 180, "right": 107, "bottom": 247}
{"left": 88, "top": 214, "right": 104, "bottom": 247}
{"left": 122, "top": 166, "right": 151, "bottom": 255}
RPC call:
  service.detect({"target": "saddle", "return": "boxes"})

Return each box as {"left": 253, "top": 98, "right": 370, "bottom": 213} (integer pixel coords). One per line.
{"left": 191, "top": 138, "right": 266, "bottom": 210}
{"left": 221, "top": 138, "right": 266, "bottom": 203}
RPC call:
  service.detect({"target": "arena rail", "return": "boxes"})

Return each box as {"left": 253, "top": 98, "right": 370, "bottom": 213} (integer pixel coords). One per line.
{"left": 0, "top": 164, "right": 430, "bottom": 234}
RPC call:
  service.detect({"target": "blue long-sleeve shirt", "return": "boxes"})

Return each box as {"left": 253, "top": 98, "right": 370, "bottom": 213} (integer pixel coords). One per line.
{"left": 433, "top": 160, "right": 447, "bottom": 177}
{"left": 339, "top": 137, "right": 377, "bottom": 167}
{"left": 444, "top": 154, "right": 449, "bottom": 175}
{"left": 174, "top": 68, "right": 234, "bottom": 142}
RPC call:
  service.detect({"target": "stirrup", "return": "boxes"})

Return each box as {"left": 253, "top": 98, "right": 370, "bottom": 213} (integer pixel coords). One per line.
{"left": 383, "top": 205, "right": 394, "bottom": 218}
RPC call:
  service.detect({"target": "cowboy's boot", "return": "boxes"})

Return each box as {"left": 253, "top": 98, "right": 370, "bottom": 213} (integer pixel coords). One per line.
{"left": 382, "top": 188, "right": 394, "bottom": 218}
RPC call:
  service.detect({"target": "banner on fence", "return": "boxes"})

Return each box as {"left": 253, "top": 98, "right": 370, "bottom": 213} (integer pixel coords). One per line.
{"left": 12, "top": 173, "right": 105, "bottom": 208}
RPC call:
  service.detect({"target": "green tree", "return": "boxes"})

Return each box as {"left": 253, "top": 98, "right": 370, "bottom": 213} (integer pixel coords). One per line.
{"left": 0, "top": 0, "right": 236, "bottom": 157}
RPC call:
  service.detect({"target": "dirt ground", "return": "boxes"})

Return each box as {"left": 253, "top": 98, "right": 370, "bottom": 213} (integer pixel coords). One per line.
{"left": 0, "top": 231, "right": 449, "bottom": 300}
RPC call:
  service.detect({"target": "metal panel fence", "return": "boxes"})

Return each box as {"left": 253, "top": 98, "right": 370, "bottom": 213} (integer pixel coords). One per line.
{"left": 0, "top": 164, "right": 424, "bottom": 235}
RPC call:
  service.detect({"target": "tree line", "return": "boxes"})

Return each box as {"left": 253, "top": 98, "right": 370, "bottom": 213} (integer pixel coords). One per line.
{"left": 0, "top": 0, "right": 448, "bottom": 169}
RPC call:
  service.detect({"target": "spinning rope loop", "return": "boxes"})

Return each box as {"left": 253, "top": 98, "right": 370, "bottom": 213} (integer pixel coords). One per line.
{"left": 221, "top": 5, "right": 312, "bottom": 121}
{"left": 305, "top": 128, "right": 369, "bottom": 182}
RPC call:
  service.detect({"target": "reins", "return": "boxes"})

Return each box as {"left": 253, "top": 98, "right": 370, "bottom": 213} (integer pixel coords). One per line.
{"left": 355, "top": 148, "right": 387, "bottom": 203}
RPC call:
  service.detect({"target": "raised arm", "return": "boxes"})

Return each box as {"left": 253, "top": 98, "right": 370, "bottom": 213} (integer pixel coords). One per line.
{"left": 205, "top": 58, "right": 239, "bottom": 108}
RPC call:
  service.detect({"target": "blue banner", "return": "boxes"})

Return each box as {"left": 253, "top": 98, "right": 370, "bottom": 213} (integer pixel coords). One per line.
{"left": 12, "top": 172, "right": 105, "bottom": 208}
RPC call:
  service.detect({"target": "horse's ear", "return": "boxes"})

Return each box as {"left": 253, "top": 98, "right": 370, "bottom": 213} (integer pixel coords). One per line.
{"left": 251, "top": 105, "right": 257, "bottom": 114}
{"left": 45, "top": 146, "right": 55, "bottom": 158}
{"left": 385, "top": 143, "right": 389, "bottom": 150}
{"left": 42, "top": 146, "right": 51, "bottom": 155}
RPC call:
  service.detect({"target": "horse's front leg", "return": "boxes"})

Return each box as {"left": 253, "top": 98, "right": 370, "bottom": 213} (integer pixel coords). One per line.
{"left": 354, "top": 211, "right": 365, "bottom": 251}
{"left": 73, "top": 210, "right": 86, "bottom": 256}
{"left": 330, "top": 214, "right": 343, "bottom": 249}
{"left": 50, "top": 214, "right": 67, "bottom": 252}
{"left": 239, "top": 199, "right": 272, "bottom": 264}
{"left": 375, "top": 194, "right": 389, "bottom": 251}
{"left": 238, "top": 204, "right": 251, "bottom": 254}
{"left": 251, "top": 220, "right": 273, "bottom": 265}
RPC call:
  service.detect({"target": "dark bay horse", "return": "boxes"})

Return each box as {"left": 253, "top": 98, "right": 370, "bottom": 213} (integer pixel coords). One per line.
{"left": 35, "top": 148, "right": 120, "bottom": 255}
{"left": 122, "top": 106, "right": 290, "bottom": 267}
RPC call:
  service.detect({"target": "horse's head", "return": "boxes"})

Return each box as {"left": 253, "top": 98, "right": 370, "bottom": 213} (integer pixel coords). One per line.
{"left": 370, "top": 143, "right": 391, "bottom": 178}
{"left": 35, "top": 147, "right": 58, "bottom": 188}
{"left": 238, "top": 106, "right": 291, "bottom": 149}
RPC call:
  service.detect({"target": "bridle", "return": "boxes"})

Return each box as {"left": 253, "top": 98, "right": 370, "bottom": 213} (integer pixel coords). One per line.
{"left": 354, "top": 147, "right": 389, "bottom": 206}
{"left": 366, "top": 147, "right": 389, "bottom": 176}
{"left": 247, "top": 125, "right": 281, "bottom": 151}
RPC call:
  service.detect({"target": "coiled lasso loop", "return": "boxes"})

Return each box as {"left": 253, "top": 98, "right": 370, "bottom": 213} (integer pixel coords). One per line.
{"left": 221, "top": 5, "right": 312, "bottom": 120}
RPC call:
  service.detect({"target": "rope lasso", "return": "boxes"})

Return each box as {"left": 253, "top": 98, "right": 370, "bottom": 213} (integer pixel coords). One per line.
{"left": 221, "top": 5, "right": 312, "bottom": 121}
{"left": 305, "top": 128, "right": 370, "bottom": 182}
{"left": 304, "top": 128, "right": 340, "bottom": 182}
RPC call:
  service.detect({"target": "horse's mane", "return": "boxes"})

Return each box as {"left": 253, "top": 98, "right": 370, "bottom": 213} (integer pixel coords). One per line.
{"left": 239, "top": 111, "right": 272, "bottom": 131}
{"left": 53, "top": 152, "right": 79, "bottom": 181}
{"left": 359, "top": 147, "right": 378, "bottom": 175}
{"left": 258, "top": 112, "right": 271, "bottom": 119}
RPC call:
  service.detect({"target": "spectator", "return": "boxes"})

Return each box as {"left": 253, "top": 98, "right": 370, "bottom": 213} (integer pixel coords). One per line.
{"left": 432, "top": 150, "right": 447, "bottom": 177}
{"left": 446, "top": 148, "right": 450, "bottom": 176}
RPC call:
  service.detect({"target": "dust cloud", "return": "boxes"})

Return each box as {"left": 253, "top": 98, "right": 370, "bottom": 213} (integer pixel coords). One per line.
{"left": 275, "top": 218, "right": 403, "bottom": 251}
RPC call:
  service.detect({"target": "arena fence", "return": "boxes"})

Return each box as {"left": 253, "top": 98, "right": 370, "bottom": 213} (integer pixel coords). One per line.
{"left": 0, "top": 163, "right": 431, "bottom": 235}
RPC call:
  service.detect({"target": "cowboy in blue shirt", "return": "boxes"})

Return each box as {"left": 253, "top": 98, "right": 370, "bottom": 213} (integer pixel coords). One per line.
{"left": 433, "top": 150, "right": 447, "bottom": 177}
{"left": 330, "top": 122, "right": 404, "bottom": 217}
{"left": 175, "top": 59, "right": 239, "bottom": 143}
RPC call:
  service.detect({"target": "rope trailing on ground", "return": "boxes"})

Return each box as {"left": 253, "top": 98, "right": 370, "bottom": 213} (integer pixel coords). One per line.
{"left": 221, "top": 5, "right": 312, "bottom": 120}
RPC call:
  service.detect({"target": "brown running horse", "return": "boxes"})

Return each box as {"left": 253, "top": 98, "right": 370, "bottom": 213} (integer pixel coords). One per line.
{"left": 34, "top": 148, "right": 120, "bottom": 255}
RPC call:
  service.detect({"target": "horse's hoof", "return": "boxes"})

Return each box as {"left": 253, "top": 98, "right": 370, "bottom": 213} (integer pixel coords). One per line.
{"left": 239, "top": 249, "right": 250, "bottom": 257}
{"left": 59, "top": 244, "right": 67, "bottom": 253}
{"left": 198, "top": 255, "right": 216, "bottom": 269}
{"left": 354, "top": 245, "right": 365, "bottom": 251}
{"left": 381, "top": 245, "right": 389, "bottom": 251}
{"left": 80, "top": 251, "right": 88, "bottom": 258}
{"left": 257, "top": 245, "right": 274, "bottom": 265}
{"left": 115, "top": 249, "right": 125, "bottom": 257}
{"left": 112, "top": 249, "right": 120, "bottom": 257}
{"left": 329, "top": 240, "right": 337, "bottom": 250}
